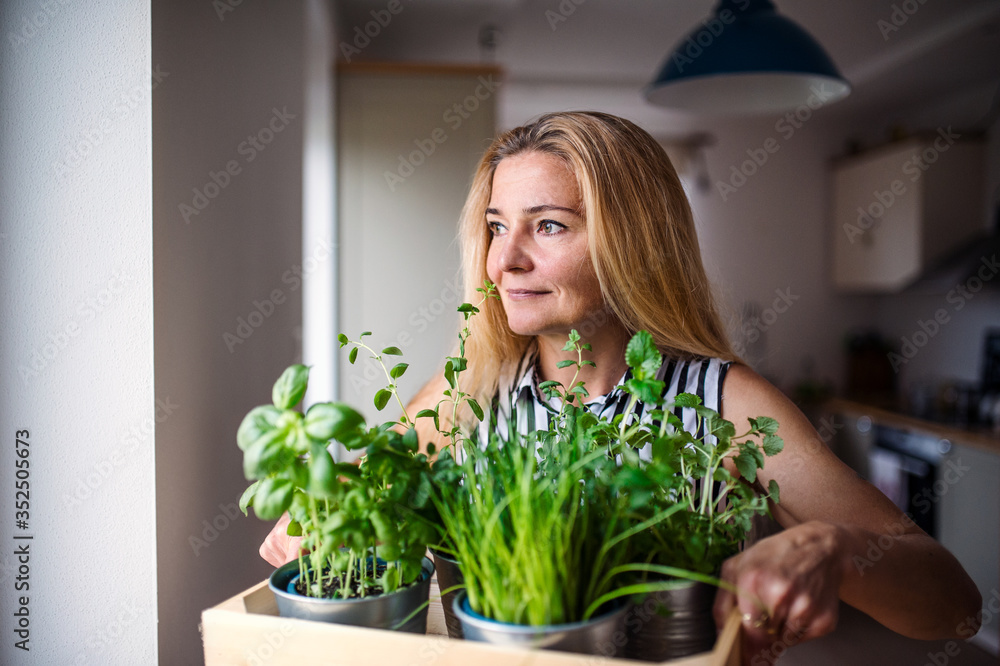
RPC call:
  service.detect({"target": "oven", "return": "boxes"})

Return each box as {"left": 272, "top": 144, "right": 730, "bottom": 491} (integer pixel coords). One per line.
{"left": 867, "top": 425, "right": 949, "bottom": 539}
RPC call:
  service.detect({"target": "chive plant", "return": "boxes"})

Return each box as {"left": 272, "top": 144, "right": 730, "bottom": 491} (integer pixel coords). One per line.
{"left": 426, "top": 324, "right": 784, "bottom": 625}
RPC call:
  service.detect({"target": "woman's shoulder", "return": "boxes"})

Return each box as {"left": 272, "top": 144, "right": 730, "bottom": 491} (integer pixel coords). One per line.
{"left": 719, "top": 363, "right": 822, "bottom": 456}
{"left": 720, "top": 363, "right": 789, "bottom": 420}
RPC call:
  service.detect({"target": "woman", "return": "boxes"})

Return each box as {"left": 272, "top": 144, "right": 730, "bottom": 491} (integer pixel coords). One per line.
{"left": 261, "top": 111, "right": 981, "bottom": 661}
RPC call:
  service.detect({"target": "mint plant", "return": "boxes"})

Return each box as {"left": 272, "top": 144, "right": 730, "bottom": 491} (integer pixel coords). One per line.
{"left": 414, "top": 280, "right": 499, "bottom": 455}
{"left": 562, "top": 330, "right": 784, "bottom": 578}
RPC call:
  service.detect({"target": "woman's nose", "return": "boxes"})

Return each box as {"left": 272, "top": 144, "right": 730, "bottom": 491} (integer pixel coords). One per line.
{"left": 497, "top": 229, "right": 533, "bottom": 273}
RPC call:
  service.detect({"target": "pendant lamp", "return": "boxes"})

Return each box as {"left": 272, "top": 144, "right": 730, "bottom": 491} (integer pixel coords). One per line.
{"left": 645, "top": 0, "right": 850, "bottom": 115}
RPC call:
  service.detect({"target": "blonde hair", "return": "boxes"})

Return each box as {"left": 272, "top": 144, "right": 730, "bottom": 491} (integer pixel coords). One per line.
{"left": 460, "top": 111, "right": 737, "bottom": 402}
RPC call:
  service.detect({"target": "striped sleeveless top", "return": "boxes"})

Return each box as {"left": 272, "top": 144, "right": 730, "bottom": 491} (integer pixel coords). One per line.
{"left": 492, "top": 350, "right": 731, "bottom": 458}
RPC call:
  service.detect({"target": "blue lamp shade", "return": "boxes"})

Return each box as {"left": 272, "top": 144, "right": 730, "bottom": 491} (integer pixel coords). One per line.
{"left": 645, "top": 0, "right": 850, "bottom": 115}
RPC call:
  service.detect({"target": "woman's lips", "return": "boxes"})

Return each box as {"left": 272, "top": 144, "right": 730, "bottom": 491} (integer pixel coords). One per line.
{"left": 505, "top": 289, "right": 550, "bottom": 301}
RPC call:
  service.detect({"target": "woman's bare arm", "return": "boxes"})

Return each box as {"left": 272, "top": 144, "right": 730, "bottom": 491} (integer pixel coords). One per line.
{"left": 713, "top": 364, "right": 981, "bottom": 660}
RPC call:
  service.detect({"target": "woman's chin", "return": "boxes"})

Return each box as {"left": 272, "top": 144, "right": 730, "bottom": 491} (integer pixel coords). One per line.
{"left": 505, "top": 316, "right": 547, "bottom": 338}
{"left": 507, "top": 319, "right": 572, "bottom": 339}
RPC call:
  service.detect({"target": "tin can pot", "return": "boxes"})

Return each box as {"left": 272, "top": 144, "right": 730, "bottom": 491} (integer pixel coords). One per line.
{"left": 624, "top": 580, "right": 717, "bottom": 661}
{"left": 430, "top": 548, "right": 464, "bottom": 639}
{"left": 268, "top": 556, "right": 434, "bottom": 633}
{"left": 453, "top": 590, "right": 628, "bottom": 657}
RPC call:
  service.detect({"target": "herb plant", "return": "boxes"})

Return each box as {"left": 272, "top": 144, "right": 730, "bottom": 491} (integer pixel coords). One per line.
{"left": 237, "top": 344, "right": 437, "bottom": 600}
{"left": 236, "top": 282, "right": 783, "bottom": 628}
{"left": 426, "top": 324, "right": 783, "bottom": 625}
{"left": 592, "top": 330, "right": 783, "bottom": 575}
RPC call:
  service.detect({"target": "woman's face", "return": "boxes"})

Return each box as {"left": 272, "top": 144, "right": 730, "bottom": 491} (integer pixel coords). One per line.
{"left": 485, "top": 151, "right": 606, "bottom": 338}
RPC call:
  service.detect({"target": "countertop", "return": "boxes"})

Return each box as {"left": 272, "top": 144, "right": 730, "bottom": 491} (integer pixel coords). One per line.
{"left": 824, "top": 397, "right": 1000, "bottom": 457}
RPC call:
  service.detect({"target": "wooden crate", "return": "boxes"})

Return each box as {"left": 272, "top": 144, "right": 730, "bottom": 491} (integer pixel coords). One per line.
{"left": 202, "top": 578, "right": 741, "bottom": 666}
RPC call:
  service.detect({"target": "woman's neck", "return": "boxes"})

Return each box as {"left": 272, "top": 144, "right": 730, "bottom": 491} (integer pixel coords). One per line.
{"left": 534, "top": 317, "right": 630, "bottom": 402}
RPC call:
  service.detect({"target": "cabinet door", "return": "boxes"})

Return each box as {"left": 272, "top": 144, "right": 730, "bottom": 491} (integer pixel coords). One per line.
{"left": 832, "top": 143, "right": 923, "bottom": 292}
{"left": 338, "top": 68, "right": 497, "bottom": 423}
{"left": 938, "top": 444, "right": 1000, "bottom": 653}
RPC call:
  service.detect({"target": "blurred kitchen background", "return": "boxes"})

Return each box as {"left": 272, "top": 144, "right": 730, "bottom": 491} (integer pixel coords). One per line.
{"left": 2, "top": 1, "right": 999, "bottom": 664}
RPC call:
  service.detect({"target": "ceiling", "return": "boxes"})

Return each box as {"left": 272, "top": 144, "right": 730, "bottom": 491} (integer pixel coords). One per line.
{"left": 335, "top": 0, "right": 1000, "bottom": 126}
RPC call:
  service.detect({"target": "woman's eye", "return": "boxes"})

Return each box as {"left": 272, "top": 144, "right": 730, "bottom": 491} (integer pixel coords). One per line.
{"left": 539, "top": 220, "right": 565, "bottom": 234}
{"left": 487, "top": 221, "right": 506, "bottom": 236}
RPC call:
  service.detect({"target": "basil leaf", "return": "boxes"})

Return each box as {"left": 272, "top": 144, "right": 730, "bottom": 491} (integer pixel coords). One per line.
{"left": 243, "top": 429, "right": 293, "bottom": 480}
{"left": 308, "top": 444, "right": 337, "bottom": 497}
{"left": 304, "top": 402, "right": 365, "bottom": 441}
{"left": 237, "top": 405, "right": 281, "bottom": 451}
{"left": 272, "top": 364, "right": 309, "bottom": 410}
{"left": 238, "top": 480, "right": 260, "bottom": 515}
{"left": 253, "top": 478, "right": 294, "bottom": 520}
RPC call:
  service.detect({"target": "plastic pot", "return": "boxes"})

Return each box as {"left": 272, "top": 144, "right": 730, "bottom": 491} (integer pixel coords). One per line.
{"left": 453, "top": 590, "right": 628, "bottom": 657}
{"left": 268, "top": 556, "right": 434, "bottom": 633}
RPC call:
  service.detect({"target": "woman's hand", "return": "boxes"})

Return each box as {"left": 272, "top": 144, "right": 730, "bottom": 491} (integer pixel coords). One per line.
{"left": 713, "top": 521, "right": 845, "bottom": 665}
{"left": 259, "top": 512, "right": 304, "bottom": 567}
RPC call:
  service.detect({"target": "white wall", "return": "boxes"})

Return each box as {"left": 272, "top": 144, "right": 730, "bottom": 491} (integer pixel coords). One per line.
{"left": 0, "top": 1, "right": 157, "bottom": 663}
{"left": 152, "top": 1, "right": 323, "bottom": 663}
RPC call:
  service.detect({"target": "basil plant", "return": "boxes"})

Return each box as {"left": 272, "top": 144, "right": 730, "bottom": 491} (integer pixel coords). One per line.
{"left": 238, "top": 358, "right": 437, "bottom": 600}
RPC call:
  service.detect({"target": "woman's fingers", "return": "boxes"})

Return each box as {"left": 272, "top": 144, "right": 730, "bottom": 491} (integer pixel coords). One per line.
{"left": 258, "top": 512, "right": 304, "bottom": 567}
{"left": 715, "top": 522, "right": 845, "bottom": 665}
{"left": 784, "top": 587, "right": 838, "bottom": 642}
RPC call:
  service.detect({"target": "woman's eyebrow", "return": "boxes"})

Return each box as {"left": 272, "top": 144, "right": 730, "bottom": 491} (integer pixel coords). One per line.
{"left": 485, "top": 204, "right": 582, "bottom": 216}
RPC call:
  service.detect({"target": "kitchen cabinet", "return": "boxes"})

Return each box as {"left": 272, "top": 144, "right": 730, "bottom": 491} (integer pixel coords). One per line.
{"left": 831, "top": 136, "right": 985, "bottom": 292}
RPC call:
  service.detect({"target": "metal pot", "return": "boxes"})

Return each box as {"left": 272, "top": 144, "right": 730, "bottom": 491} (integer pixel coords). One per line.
{"left": 430, "top": 548, "right": 464, "bottom": 639}
{"left": 624, "top": 580, "right": 717, "bottom": 661}
{"left": 268, "top": 556, "right": 434, "bottom": 633}
{"left": 453, "top": 590, "right": 628, "bottom": 657}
